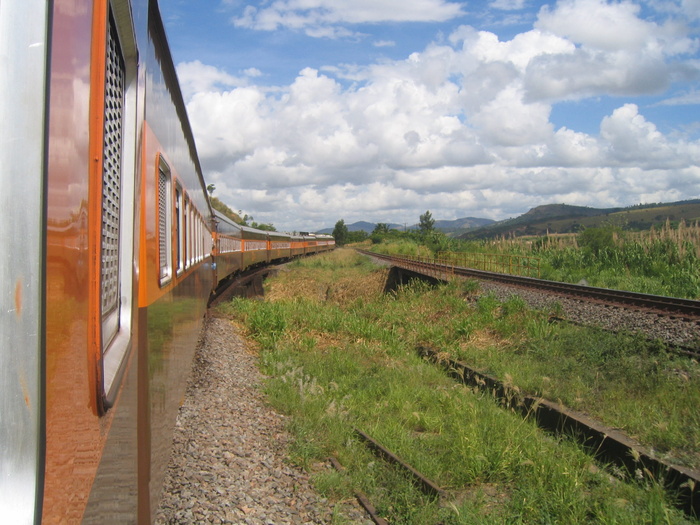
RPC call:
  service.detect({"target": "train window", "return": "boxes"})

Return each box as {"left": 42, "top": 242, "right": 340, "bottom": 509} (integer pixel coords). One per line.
{"left": 189, "top": 206, "right": 195, "bottom": 266}
{"left": 183, "top": 197, "right": 189, "bottom": 269}
{"left": 101, "top": 11, "right": 125, "bottom": 349}
{"left": 194, "top": 213, "right": 199, "bottom": 263}
{"left": 199, "top": 215, "right": 204, "bottom": 261}
{"left": 158, "top": 160, "right": 173, "bottom": 285}
{"left": 99, "top": 2, "right": 139, "bottom": 408}
{"left": 189, "top": 202, "right": 193, "bottom": 266}
{"left": 175, "top": 185, "right": 184, "bottom": 275}
{"left": 199, "top": 217, "right": 203, "bottom": 261}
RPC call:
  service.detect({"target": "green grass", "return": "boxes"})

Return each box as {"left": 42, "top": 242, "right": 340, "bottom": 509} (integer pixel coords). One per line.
{"left": 217, "top": 249, "right": 696, "bottom": 524}
{"left": 448, "top": 294, "right": 700, "bottom": 469}
{"left": 369, "top": 226, "right": 700, "bottom": 299}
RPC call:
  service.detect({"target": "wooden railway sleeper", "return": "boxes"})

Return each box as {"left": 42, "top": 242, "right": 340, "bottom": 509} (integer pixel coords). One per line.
{"left": 418, "top": 345, "right": 700, "bottom": 518}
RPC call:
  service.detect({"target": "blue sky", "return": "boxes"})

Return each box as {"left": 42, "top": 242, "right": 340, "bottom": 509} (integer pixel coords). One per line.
{"left": 158, "top": 0, "right": 700, "bottom": 232}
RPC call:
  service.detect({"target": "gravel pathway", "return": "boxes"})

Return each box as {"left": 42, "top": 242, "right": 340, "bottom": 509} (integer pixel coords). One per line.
{"left": 155, "top": 316, "right": 369, "bottom": 525}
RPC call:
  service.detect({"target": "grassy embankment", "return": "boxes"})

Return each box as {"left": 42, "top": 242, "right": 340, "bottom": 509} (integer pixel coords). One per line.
{"left": 368, "top": 219, "right": 700, "bottom": 298}
{"left": 217, "top": 249, "right": 698, "bottom": 524}
{"left": 431, "top": 220, "right": 700, "bottom": 299}
{"left": 537, "top": 221, "right": 700, "bottom": 298}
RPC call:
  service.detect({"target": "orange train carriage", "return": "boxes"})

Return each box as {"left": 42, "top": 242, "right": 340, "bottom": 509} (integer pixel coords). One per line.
{"left": 212, "top": 209, "right": 335, "bottom": 289}
{"left": 0, "top": 1, "right": 333, "bottom": 523}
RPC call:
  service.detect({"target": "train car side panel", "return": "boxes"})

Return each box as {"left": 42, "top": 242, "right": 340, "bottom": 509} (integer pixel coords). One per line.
{"left": 44, "top": 1, "right": 108, "bottom": 521}
{"left": 42, "top": 0, "right": 153, "bottom": 521}
{"left": 139, "top": 7, "right": 215, "bottom": 521}
{"left": 269, "top": 231, "right": 292, "bottom": 263}
{"left": 241, "top": 226, "right": 269, "bottom": 268}
{"left": 0, "top": 1, "right": 51, "bottom": 521}
{"left": 212, "top": 209, "right": 243, "bottom": 286}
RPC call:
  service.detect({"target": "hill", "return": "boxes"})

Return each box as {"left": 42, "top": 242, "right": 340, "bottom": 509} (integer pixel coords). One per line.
{"left": 317, "top": 221, "right": 400, "bottom": 234}
{"left": 458, "top": 200, "right": 700, "bottom": 240}
{"left": 434, "top": 217, "right": 495, "bottom": 235}
{"left": 318, "top": 217, "right": 494, "bottom": 235}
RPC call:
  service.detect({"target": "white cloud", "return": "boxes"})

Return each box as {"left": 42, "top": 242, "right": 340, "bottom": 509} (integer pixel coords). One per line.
{"left": 490, "top": 0, "right": 528, "bottom": 10}
{"left": 536, "top": 0, "right": 656, "bottom": 52}
{"left": 536, "top": 0, "right": 698, "bottom": 56}
{"left": 176, "top": 60, "right": 249, "bottom": 100}
{"left": 180, "top": 0, "right": 700, "bottom": 231}
{"left": 600, "top": 103, "right": 700, "bottom": 168}
{"left": 472, "top": 84, "right": 554, "bottom": 147}
{"left": 656, "top": 88, "right": 700, "bottom": 105}
{"left": 232, "top": 0, "right": 466, "bottom": 35}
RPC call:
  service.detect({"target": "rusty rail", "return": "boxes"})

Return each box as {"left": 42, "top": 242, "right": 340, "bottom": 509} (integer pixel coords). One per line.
{"left": 418, "top": 345, "right": 700, "bottom": 517}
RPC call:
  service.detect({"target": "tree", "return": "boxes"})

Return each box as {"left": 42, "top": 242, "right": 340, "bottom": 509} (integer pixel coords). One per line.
{"left": 419, "top": 210, "right": 435, "bottom": 234}
{"left": 579, "top": 226, "right": 616, "bottom": 256}
{"left": 372, "top": 223, "right": 390, "bottom": 235}
{"left": 347, "top": 230, "right": 369, "bottom": 244}
{"left": 250, "top": 221, "right": 276, "bottom": 231}
{"left": 207, "top": 183, "right": 216, "bottom": 196}
{"left": 210, "top": 196, "right": 241, "bottom": 223}
{"left": 333, "top": 219, "right": 349, "bottom": 246}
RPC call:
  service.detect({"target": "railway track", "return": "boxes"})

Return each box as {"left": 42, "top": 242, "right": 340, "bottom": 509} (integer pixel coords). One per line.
{"left": 358, "top": 249, "right": 700, "bottom": 321}
{"left": 418, "top": 345, "right": 700, "bottom": 517}
{"left": 354, "top": 249, "right": 700, "bottom": 517}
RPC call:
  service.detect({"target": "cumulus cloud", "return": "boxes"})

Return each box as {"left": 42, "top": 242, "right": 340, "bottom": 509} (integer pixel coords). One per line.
{"left": 176, "top": 60, "right": 251, "bottom": 100}
{"left": 182, "top": 0, "right": 700, "bottom": 230}
{"left": 232, "top": 0, "right": 465, "bottom": 36}
{"left": 600, "top": 103, "right": 700, "bottom": 168}
{"left": 537, "top": 0, "right": 658, "bottom": 52}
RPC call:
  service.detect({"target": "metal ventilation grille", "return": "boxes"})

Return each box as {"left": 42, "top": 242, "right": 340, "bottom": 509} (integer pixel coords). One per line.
{"left": 158, "top": 169, "right": 168, "bottom": 278}
{"left": 101, "top": 16, "right": 125, "bottom": 322}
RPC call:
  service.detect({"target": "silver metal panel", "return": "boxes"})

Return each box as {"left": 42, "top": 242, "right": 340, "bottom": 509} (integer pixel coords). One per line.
{"left": 0, "top": 1, "right": 50, "bottom": 522}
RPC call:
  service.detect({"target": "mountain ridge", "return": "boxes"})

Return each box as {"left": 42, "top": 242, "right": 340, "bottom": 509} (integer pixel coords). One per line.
{"left": 316, "top": 200, "right": 700, "bottom": 238}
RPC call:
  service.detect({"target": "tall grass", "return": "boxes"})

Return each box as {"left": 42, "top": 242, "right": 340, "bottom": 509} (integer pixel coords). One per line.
{"left": 218, "top": 249, "right": 695, "bottom": 524}
{"left": 373, "top": 221, "right": 700, "bottom": 298}
{"left": 539, "top": 237, "right": 700, "bottom": 298}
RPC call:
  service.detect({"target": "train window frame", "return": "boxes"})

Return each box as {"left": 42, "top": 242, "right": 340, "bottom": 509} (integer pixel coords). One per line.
{"left": 188, "top": 203, "right": 194, "bottom": 267}
{"left": 184, "top": 196, "right": 191, "bottom": 269}
{"left": 100, "top": 7, "right": 125, "bottom": 352}
{"left": 175, "top": 184, "right": 184, "bottom": 276}
{"left": 158, "top": 158, "right": 173, "bottom": 286}
{"left": 99, "top": 0, "right": 139, "bottom": 407}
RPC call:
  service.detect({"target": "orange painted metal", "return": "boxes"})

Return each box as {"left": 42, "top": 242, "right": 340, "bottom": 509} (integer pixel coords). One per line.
{"left": 87, "top": 0, "right": 109, "bottom": 417}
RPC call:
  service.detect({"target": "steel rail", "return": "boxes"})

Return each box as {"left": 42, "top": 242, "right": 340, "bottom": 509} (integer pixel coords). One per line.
{"left": 359, "top": 250, "right": 700, "bottom": 320}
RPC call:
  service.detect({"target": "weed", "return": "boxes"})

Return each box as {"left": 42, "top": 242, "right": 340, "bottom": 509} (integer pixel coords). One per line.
{"left": 219, "top": 249, "right": 695, "bottom": 524}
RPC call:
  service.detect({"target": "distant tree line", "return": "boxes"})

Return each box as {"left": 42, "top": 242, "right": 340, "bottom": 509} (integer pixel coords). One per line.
{"left": 333, "top": 210, "right": 445, "bottom": 248}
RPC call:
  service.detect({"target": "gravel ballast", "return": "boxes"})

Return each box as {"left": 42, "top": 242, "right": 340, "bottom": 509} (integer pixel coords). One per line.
{"left": 474, "top": 280, "right": 700, "bottom": 349}
{"left": 154, "top": 316, "right": 369, "bottom": 525}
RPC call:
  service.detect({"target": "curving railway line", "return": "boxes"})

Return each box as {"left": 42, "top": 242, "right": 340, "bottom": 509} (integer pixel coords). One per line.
{"left": 359, "top": 249, "right": 700, "bottom": 321}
